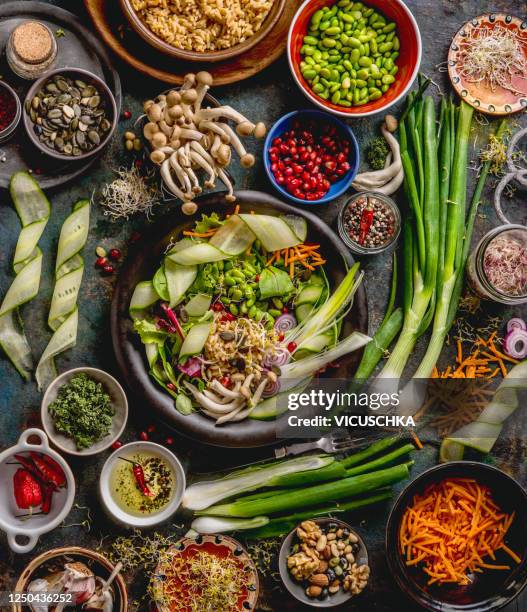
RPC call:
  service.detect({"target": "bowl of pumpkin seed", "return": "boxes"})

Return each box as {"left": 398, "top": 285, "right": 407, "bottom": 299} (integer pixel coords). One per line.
{"left": 23, "top": 67, "right": 117, "bottom": 160}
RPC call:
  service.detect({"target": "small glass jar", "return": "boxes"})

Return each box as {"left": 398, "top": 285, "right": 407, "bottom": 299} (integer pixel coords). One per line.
{"left": 0, "top": 81, "right": 21, "bottom": 144}
{"left": 6, "top": 21, "right": 57, "bottom": 80}
{"left": 466, "top": 224, "right": 527, "bottom": 305}
{"left": 338, "top": 191, "right": 401, "bottom": 255}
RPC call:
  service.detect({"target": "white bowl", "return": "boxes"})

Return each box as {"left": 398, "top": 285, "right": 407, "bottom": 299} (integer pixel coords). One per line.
{"left": 99, "top": 441, "right": 186, "bottom": 529}
{"left": 41, "top": 367, "right": 128, "bottom": 456}
{"left": 0, "top": 429, "right": 75, "bottom": 553}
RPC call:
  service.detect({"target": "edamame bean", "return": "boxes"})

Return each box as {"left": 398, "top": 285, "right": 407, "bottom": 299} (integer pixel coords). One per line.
{"left": 268, "top": 308, "right": 282, "bottom": 318}
{"left": 231, "top": 288, "right": 243, "bottom": 301}
{"left": 229, "top": 303, "right": 239, "bottom": 316}
{"left": 225, "top": 274, "right": 236, "bottom": 286}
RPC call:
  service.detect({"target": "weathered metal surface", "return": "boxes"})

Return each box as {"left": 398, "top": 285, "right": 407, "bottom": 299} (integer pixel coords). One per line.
{"left": 0, "top": 0, "right": 526, "bottom": 610}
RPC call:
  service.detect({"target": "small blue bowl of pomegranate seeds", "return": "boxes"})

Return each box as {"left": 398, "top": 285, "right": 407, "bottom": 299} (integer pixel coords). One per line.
{"left": 264, "top": 109, "right": 359, "bottom": 205}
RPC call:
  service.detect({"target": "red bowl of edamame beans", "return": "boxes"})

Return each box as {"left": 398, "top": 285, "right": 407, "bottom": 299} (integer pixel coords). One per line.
{"left": 287, "top": 0, "right": 422, "bottom": 117}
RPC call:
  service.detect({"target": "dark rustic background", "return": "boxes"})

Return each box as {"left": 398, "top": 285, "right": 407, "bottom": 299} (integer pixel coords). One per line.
{"left": 0, "top": 0, "right": 526, "bottom": 610}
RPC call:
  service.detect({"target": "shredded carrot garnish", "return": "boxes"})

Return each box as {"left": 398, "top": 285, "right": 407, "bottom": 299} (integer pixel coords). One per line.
{"left": 183, "top": 229, "right": 217, "bottom": 238}
{"left": 400, "top": 479, "right": 519, "bottom": 586}
{"left": 265, "top": 243, "right": 326, "bottom": 277}
{"left": 411, "top": 431, "right": 424, "bottom": 450}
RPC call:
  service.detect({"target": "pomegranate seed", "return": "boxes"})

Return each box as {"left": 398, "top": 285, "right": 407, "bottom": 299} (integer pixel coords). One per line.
{"left": 109, "top": 248, "right": 121, "bottom": 260}
{"left": 220, "top": 376, "right": 231, "bottom": 388}
{"left": 255, "top": 275, "right": 260, "bottom": 281}
{"left": 213, "top": 302, "right": 224, "bottom": 312}
{"left": 147, "top": 424, "right": 156, "bottom": 433}
{"left": 282, "top": 306, "right": 289, "bottom": 314}
{"left": 225, "top": 312, "right": 235, "bottom": 321}
{"left": 111, "top": 441, "right": 122, "bottom": 449}
{"left": 279, "top": 331, "right": 285, "bottom": 341}
{"left": 139, "top": 431, "right": 149, "bottom": 441}
{"left": 102, "top": 264, "right": 115, "bottom": 274}
{"left": 34, "top": 168, "right": 42, "bottom": 175}
{"left": 122, "top": 110, "right": 132, "bottom": 120}
{"left": 95, "top": 257, "right": 107, "bottom": 269}
{"left": 165, "top": 437, "right": 174, "bottom": 445}
{"left": 287, "top": 342, "right": 297, "bottom": 353}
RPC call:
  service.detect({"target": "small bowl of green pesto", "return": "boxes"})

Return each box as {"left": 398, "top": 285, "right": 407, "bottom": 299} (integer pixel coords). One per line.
{"left": 41, "top": 367, "right": 128, "bottom": 457}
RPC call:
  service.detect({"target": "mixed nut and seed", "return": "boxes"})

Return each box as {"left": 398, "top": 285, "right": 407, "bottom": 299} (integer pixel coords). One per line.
{"left": 26, "top": 73, "right": 112, "bottom": 156}
{"left": 342, "top": 193, "right": 397, "bottom": 249}
{"left": 287, "top": 520, "right": 370, "bottom": 600}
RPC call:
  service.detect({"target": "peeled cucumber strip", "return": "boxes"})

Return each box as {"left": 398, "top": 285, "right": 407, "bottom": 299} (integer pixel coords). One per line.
{"left": 153, "top": 266, "right": 169, "bottom": 301}
{"left": 295, "top": 302, "right": 315, "bottom": 323}
{"left": 185, "top": 293, "right": 212, "bottom": 317}
{"left": 0, "top": 173, "right": 51, "bottom": 379}
{"left": 440, "top": 360, "right": 527, "bottom": 462}
{"left": 281, "top": 214, "right": 308, "bottom": 242}
{"left": 165, "top": 259, "right": 197, "bottom": 307}
{"left": 36, "top": 200, "right": 90, "bottom": 390}
{"left": 209, "top": 215, "right": 255, "bottom": 255}
{"left": 167, "top": 243, "right": 230, "bottom": 265}
{"left": 296, "top": 284, "right": 324, "bottom": 306}
{"left": 36, "top": 308, "right": 79, "bottom": 390}
{"left": 238, "top": 214, "right": 301, "bottom": 252}
{"left": 130, "top": 281, "right": 158, "bottom": 317}
{"left": 179, "top": 321, "right": 212, "bottom": 363}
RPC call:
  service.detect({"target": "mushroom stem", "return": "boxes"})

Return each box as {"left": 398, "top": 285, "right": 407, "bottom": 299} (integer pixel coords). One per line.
{"left": 189, "top": 150, "right": 216, "bottom": 188}
{"left": 217, "top": 168, "right": 236, "bottom": 202}
{"left": 197, "top": 106, "right": 254, "bottom": 127}
{"left": 169, "top": 151, "right": 193, "bottom": 196}
{"left": 161, "top": 159, "right": 187, "bottom": 201}
{"left": 216, "top": 122, "right": 247, "bottom": 158}
{"left": 199, "top": 120, "right": 231, "bottom": 143}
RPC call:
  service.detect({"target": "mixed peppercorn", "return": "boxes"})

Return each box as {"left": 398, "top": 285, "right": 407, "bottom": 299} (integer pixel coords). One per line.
{"left": 268, "top": 119, "right": 352, "bottom": 200}
{"left": 342, "top": 193, "right": 397, "bottom": 249}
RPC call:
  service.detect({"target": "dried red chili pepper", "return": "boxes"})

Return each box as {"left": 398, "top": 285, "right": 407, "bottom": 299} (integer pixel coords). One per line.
{"left": 13, "top": 469, "right": 43, "bottom": 510}
{"left": 40, "top": 485, "right": 54, "bottom": 514}
{"left": 358, "top": 203, "right": 375, "bottom": 245}
{"left": 29, "top": 452, "right": 65, "bottom": 488}
{"left": 119, "top": 457, "right": 154, "bottom": 497}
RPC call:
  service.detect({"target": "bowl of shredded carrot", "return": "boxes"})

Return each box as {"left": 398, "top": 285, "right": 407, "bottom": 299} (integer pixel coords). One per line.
{"left": 386, "top": 462, "right": 527, "bottom": 611}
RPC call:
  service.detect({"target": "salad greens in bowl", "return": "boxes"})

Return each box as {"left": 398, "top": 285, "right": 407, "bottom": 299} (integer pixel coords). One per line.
{"left": 112, "top": 191, "right": 368, "bottom": 447}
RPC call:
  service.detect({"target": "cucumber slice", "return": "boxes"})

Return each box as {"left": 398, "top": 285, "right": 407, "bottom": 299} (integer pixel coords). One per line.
{"left": 153, "top": 266, "right": 170, "bottom": 301}
{"left": 130, "top": 281, "right": 158, "bottom": 316}
{"left": 238, "top": 214, "right": 301, "bottom": 252}
{"left": 295, "top": 303, "right": 314, "bottom": 323}
{"left": 249, "top": 396, "right": 288, "bottom": 421}
{"left": 281, "top": 214, "right": 308, "bottom": 242}
{"left": 165, "top": 259, "right": 197, "bottom": 307}
{"left": 185, "top": 293, "right": 212, "bottom": 317}
{"left": 296, "top": 285, "right": 323, "bottom": 306}
{"left": 209, "top": 215, "right": 255, "bottom": 255}
{"left": 168, "top": 243, "right": 230, "bottom": 265}
{"left": 179, "top": 322, "right": 212, "bottom": 363}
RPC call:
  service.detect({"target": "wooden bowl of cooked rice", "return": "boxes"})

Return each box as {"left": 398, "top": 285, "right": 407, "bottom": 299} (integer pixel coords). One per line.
{"left": 119, "top": 0, "right": 286, "bottom": 63}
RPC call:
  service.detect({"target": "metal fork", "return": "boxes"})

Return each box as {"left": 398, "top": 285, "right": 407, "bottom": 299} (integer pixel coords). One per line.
{"left": 274, "top": 431, "right": 365, "bottom": 458}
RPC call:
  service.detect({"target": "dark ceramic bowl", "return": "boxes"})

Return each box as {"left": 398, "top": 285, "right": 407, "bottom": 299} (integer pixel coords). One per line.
{"left": 279, "top": 517, "right": 369, "bottom": 608}
{"left": 0, "top": 80, "right": 21, "bottom": 144}
{"left": 386, "top": 462, "right": 527, "bottom": 612}
{"left": 23, "top": 67, "right": 117, "bottom": 161}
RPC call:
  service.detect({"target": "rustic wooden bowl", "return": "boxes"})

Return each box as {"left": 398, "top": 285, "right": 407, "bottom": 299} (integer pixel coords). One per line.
{"left": 118, "top": 0, "right": 286, "bottom": 63}
{"left": 14, "top": 546, "right": 128, "bottom": 611}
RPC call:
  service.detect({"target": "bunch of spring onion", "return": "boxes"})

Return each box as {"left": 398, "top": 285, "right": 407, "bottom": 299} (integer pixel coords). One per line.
{"left": 183, "top": 437, "right": 414, "bottom": 538}
{"left": 377, "top": 91, "right": 507, "bottom": 384}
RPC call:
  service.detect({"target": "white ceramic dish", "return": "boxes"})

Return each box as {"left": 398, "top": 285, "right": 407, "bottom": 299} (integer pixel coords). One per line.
{"left": 0, "top": 429, "right": 75, "bottom": 553}
{"left": 99, "top": 441, "right": 186, "bottom": 529}
{"left": 41, "top": 367, "right": 128, "bottom": 456}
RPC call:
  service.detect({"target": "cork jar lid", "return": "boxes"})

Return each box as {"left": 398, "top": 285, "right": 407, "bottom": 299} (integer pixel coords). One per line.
{"left": 12, "top": 21, "right": 53, "bottom": 64}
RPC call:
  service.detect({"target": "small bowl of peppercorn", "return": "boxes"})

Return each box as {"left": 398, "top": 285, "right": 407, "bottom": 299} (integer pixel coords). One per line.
{"left": 0, "top": 80, "right": 22, "bottom": 144}
{"left": 338, "top": 191, "right": 401, "bottom": 255}
{"left": 279, "top": 518, "right": 370, "bottom": 607}
{"left": 264, "top": 109, "right": 359, "bottom": 204}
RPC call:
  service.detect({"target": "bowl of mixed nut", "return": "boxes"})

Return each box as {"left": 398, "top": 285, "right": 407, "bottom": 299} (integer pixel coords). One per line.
{"left": 23, "top": 68, "right": 117, "bottom": 161}
{"left": 279, "top": 518, "right": 370, "bottom": 607}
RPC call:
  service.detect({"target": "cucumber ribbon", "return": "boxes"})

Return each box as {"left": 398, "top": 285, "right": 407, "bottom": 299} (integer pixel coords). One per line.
{"left": 0, "top": 173, "right": 51, "bottom": 379}
{"left": 36, "top": 200, "right": 90, "bottom": 390}
{"left": 440, "top": 360, "right": 527, "bottom": 461}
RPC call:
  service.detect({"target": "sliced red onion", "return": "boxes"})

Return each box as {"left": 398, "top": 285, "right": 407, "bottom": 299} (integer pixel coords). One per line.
{"left": 178, "top": 357, "right": 202, "bottom": 378}
{"left": 503, "top": 329, "right": 527, "bottom": 359}
{"left": 274, "top": 313, "right": 297, "bottom": 333}
{"left": 506, "top": 317, "right": 526, "bottom": 333}
{"left": 263, "top": 348, "right": 291, "bottom": 368}
{"left": 262, "top": 377, "right": 281, "bottom": 398}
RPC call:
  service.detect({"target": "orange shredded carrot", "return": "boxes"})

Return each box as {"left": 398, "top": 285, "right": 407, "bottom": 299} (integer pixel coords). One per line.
{"left": 411, "top": 431, "right": 424, "bottom": 450}
{"left": 182, "top": 229, "right": 217, "bottom": 238}
{"left": 399, "top": 479, "right": 519, "bottom": 586}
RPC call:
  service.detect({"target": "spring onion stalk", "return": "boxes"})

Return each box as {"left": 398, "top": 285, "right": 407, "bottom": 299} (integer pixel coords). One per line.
{"left": 0, "top": 173, "right": 50, "bottom": 379}
{"left": 189, "top": 515, "right": 269, "bottom": 535}
{"left": 344, "top": 443, "right": 415, "bottom": 477}
{"left": 182, "top": 454, "right": 336, "bottom": 511}
{"left": 36, "top": 200, "right": 90, "bottom": 390}
{"left": 353, "top": 256, "right": 402, "bottom": 382}
{"left": 377, "top": 97, "right": 439, "bottom": 381}
{"left": 194, "top": 490, "right": 394, "bottom": 538}
{"left": 286, "top": 263, "right": 363, "bottom": 348}
{"left": 412, "top": 102, "right": 473, "bottom": 379}
{"left": 279, "top": 331, "right": 371, "bottom": 392}
{"left": 341, "top": 436, "right": 401, "bottom": 468}
{"left": 197, "top": 464, "right": 410, "bottom": 518}
{"left": 440, "top": 360, "right": 527, "bottom": 462}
